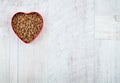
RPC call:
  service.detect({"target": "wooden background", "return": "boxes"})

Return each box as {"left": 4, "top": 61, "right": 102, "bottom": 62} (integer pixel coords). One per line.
{"left": 0, "top": 0, "right": 120, "bottom": 83}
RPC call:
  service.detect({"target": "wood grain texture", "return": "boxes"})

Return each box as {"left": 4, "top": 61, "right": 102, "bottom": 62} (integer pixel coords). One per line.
{"left": 0, "top": 0, "right": 119, "bottom": 83}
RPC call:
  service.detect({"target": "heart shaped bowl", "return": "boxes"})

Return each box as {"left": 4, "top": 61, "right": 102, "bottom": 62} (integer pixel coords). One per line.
{"left": 11, "top": 12, "right": 44, "bottom": 44}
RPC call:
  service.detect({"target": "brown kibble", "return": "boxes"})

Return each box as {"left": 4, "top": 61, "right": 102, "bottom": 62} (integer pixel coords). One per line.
{"left": 12, "top": 12, "right": 43, "bottom": 43}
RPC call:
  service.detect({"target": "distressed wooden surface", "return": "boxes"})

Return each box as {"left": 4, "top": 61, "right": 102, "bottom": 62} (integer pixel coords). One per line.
{"left": 0, "top": 0, "right": 120, "bottom": 83}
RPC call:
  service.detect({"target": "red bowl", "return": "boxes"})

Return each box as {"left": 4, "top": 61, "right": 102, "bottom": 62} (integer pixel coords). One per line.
{"left": 11, "top": 12, "right": 44, "bottom": 44}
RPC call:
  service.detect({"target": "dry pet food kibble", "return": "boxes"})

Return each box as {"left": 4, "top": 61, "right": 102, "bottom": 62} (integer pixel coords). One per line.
{"left": 11, "top": 12, "right": 43, "bottom": 43}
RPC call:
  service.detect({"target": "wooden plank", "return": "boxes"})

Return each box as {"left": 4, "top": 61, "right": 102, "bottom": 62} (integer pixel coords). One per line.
{"left": 47, "top": 0, "right": 95, "bottom": 83}
{"left": 0, "top": 1, "right": 19, "bottom": 83}
{"left": 0, "top": 4, "right": 10, "bottom": 82}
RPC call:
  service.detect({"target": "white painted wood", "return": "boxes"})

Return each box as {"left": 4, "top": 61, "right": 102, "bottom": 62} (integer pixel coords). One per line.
{"left": 0, "top": 0, "right": 120, "bottom": 83}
